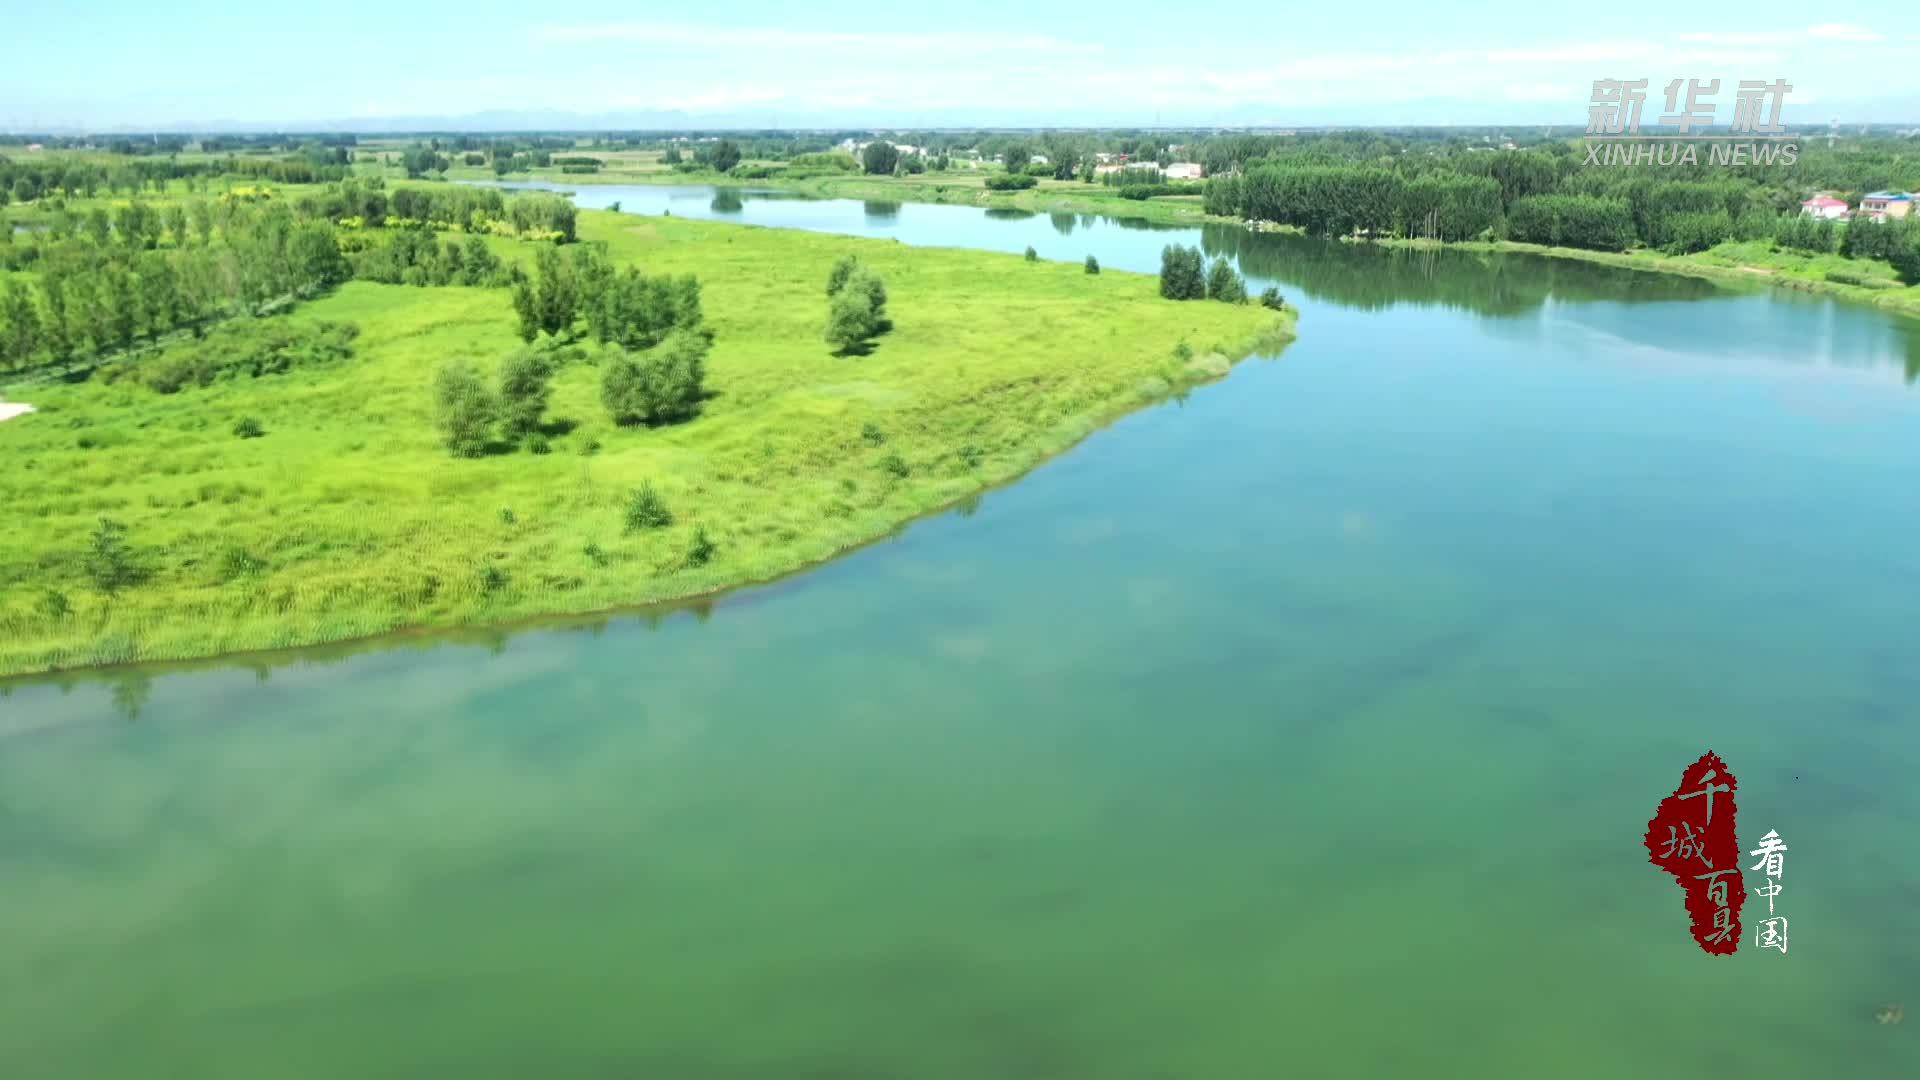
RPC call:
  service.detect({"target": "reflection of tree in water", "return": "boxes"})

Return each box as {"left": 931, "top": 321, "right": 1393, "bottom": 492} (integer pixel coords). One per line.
{"left": 1198, "top": 224, "right": 1721, "bottom": 317}
{"left": 709, "top": 190, "right": 744, "bottom": 213}
{"left": 984, "top": 208, "right": 1036, "bottom": 221}
{"left": 1050, "top": 212, "right": 1076, "bottom": 237}
{"left": 1906, "top": 332, "right": 1920, "bottom": 384}
{"left": 109, "top": 671, "right": 152, "bottom": 721}
{"left": 863, "top": 200, "right": 901, "bottom": 220}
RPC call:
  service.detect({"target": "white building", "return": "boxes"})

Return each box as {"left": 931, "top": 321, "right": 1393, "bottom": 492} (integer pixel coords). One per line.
{"left": 1801, "top": 196, "right": 1849, "bottom": 219}
{"left": 1163, "top": 162, "right": 1204, "bottom": 180}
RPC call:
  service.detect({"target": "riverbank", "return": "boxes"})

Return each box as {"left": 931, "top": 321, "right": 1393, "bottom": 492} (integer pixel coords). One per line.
{"left": 1371, "top": 236, "right": 1920, "bottom": 316}
{"left": 0, "top": 210, "right": 1290, "bottom": 677}
{"left": 411, "top": 160, "right": 1225, "bottom": 227}
{"left": 502, "top": 162, "right": 1920, "bottom": 312}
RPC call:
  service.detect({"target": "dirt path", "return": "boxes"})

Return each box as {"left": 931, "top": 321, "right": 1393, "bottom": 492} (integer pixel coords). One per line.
{"left": 0, "top": 399, "right": 35, "bottom": 423}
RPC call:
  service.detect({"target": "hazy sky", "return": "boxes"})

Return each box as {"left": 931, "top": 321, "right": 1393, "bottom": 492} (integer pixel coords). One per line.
{"left": 7, "top": 2, "right": 1920, "bottom": 129}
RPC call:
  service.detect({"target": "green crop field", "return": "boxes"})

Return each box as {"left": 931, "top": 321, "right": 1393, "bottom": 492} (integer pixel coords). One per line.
{"left": 0, "top": 210, "right": 1290, "bottom": 675}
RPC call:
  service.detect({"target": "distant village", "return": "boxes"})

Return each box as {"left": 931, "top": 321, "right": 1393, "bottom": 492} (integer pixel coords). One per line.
{"left": 831, "top": 138, "right": 1205, "bottom": 179}
{"left": 1801, "top": 191, "right": 1916, "bottom": 222}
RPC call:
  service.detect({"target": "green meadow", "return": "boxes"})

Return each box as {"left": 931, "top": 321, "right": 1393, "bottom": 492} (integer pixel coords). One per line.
{"left": 0, "top": 210, "right": 1289, "bottom": 676}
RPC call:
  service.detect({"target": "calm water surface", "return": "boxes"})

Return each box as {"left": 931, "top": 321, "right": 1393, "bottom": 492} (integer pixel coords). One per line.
{"left": 4, "top": 185, "right": 1919, "bottom": 1078}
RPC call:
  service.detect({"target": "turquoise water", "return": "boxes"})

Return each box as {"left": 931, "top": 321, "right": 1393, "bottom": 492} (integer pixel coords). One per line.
{"left": 4, "top": 189, "right": 1918, "bottom": 1077}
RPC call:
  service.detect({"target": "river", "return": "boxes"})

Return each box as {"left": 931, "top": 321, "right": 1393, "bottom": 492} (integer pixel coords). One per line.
{"left": 3, "top": 184, "right": 1917, "bottom": 1078}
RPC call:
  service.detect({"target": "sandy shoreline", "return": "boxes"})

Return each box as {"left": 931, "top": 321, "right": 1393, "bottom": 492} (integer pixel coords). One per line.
{"left": 0, "top": 400, "right": 34, "bottom": 423}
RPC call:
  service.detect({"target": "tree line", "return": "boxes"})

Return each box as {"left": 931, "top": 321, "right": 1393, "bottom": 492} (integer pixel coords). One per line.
{"left": 1197, "top": 136, "right": 1920, "bottom": 269}
{"left": 0, "top": 182, "right": 576, "bottom": 372}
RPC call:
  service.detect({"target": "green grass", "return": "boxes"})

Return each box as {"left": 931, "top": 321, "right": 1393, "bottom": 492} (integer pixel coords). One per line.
{"left": 0, "top": 210, "right": 1290, "bottom": 676}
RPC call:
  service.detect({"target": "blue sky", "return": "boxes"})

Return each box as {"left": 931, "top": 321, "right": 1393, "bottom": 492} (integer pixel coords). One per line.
{"left": 8, "top": 2, "right": 1920, "bottom": 129}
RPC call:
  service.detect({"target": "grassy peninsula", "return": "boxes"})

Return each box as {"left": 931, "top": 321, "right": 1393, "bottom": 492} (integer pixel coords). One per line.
{"left": 0, "top": 209, "right": 1289, "bottom": 676}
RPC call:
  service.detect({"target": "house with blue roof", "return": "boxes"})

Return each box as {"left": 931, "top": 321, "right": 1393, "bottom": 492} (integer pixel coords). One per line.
{"left": 1860, "top": 191, "right": 1913, "bottom": 222}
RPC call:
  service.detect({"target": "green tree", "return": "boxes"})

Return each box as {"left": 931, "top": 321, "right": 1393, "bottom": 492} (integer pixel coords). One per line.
{"left": 1003, "top": 144, "right": 1031, "bottom": 172}
{"left": 0, "top": 279, "right": 41, "bottom": 369}
{"left": 862, "top": 141, "right": 900, "bottom": 176}
{"left": 827, "top": 279, "right": 879, "bottom": 353}
{"left": 86, "top": 208, "right": 111, "bottom": 246}
{"left": 710, "top": 140, "right": 742, "bottom": 173}
{"left": 164, "top": 205, "right": 188, "bottom": 247}
{"left": 601, "top": 329, "right": 712, "bottom": 426}
{"left": 530, "top": 245, "right": 581, "bottom": 337}
{"left": 1205, "top": 258, "right": 1247, "bottom": 303}
{"left": 288, "top": 221, "right": 349, "bottom": 295}
{"left": 497, "top": 348, "right": 553, "bottom": 440}
{"left": 434, "top": 363, "right": 498, "bottom": 457}
{"left": 826, "top": 255, "right": 860, "bottom": 296}
{"left": 511, "top": 278, "right": 539, "bottom": 342}
{"left": 1085, "top": 255, "right": 1100, "bottom": 274}
{"left": 1158, "top": 244, "right": 1207, "bottom": 300}
{"left": 190, "top": 200, "right": 214, "bottom": 245}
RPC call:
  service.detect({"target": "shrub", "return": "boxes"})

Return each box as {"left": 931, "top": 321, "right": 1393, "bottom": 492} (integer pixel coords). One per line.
{"left": 1206, "top": 258, "right": 1248, "bottom": 303}
{"left": 686, "top": 525, "right": 717, "bottom": 567}
{"left": 528, "top": 434, "right": 551, "bottom": 454}
{"left": 85, "top": 517, "right": 142, "bottom": 598}
{"left": 140, "top": 319, "right": 359, "bottom": 393}
{"left": 435, "top": 363, "right": 498, "bottom": 457}
{"left": 499, "top": 507, "right": 517, "bottom": 525}
{"left": 860, "top": 421, "right": 887, "bottom": 446}
{"left": 1259, "top": 286, "right": 1286, "bottom": 310}
{"left": 218, "top": 546, "right": 267, "bottom": 580}
{"left": 879, "top": 451, "right": 910, "bottom": 478}
{"left": 480, "top": 564, "right": 510, "bottom": 593}
{"left": 625, "top": 482, "right": 674, "bottom": 532}
{"left": 1085, "top": 255, "right": 1100, "bottom": 274}
{"left": 232, "top": 416, "right": 265, "bottom": 439}
{"left": 601, "top": 329, "right": 711, "bottom": 425}
{"left": 1024, "top": 246, "right": 1039, "bottom": 261}
{"left": 37, "top": 588, "right": 71, "bottom": 619}
{"left": 1173, "top": 340, "right": 1194, "bottom": 362}
{"left": 957, "top": 444, "right": 984, "bottom": 469}
{"left": 582, "top": 541, "right": 607, "bottom": 566}
{"left": 984, "top": 173, "right": 1038, "bottom": 191}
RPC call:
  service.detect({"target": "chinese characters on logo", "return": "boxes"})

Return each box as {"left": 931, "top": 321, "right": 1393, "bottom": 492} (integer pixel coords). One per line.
{"left": 1748, "top": 829, "right": 1789, "bottom": 954}
{"left": 1587, "top": 78, "right": 1791, "bottom": 135}
{"left": 1585, "top": 79, "right": 1798, "bottom": 167}
{"left": 1644, "top": 751, "right": 1745, "bottom": 954}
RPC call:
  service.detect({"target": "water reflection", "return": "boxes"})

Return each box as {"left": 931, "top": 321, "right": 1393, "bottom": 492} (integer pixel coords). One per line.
{"left": 709, "top": 189, "right": 743, "bottom": 214}
{"left": 983, "top": 207, "right": 1037, "bottom": 221}
{"left": 1200, "top": 224, "right": 1725, "bottom": 317}
{"left": 863, "top": 200, "right": 901, "bottom": 221}
{"left": 1050, "top": 212, "right": 1076, "bottom": 237}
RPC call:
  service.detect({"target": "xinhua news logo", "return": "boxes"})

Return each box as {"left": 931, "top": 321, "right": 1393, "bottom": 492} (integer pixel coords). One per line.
{"left": 1585, "top": 78, "right": 1799, "bottom": 167}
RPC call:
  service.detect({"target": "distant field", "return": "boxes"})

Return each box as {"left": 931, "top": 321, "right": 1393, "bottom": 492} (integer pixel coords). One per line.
{"left": 0, "top": 209, "right": 1288, "bottom": 674}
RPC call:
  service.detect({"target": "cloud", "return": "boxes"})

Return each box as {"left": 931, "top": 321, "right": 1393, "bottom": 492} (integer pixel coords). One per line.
{"left": 1679, "top": 23, "right": 1882, "bottom": 46}
{"left": 1502, "top": 82, "right": 1580, "bottom": 103}
{"left": 1808, "top": 23, "right": 1883, "bottom": 42}
{"left": 537, "top": 22, "right": 1102, "bottom": 55}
